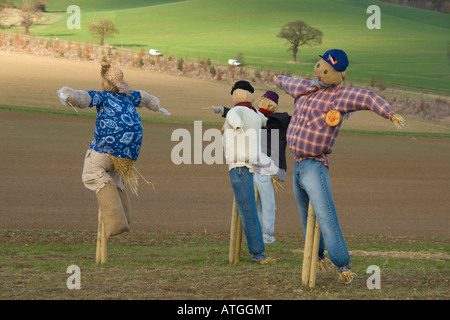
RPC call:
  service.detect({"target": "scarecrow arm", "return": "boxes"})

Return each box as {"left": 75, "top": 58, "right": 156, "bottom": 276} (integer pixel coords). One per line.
{"left": 212, "top": 106, "right": 229, "bottom": 117}
{"left": 335, "top": 87, "right": 405, "bottom": 129}
{"left": 137, "top": 91, "right": 171, "bottom": 116}
{"left": 225, "top": 107, "right": 267, "bottom": 130}
{"left": 57, "top": 87, "right": 92, "bottom": 109}
{"left": 275, "top": 75, "right": 311, "bottom": 100}
{"left": 225, "top": 108, "right": 244, "bottom": 131}
{"left": 255, "top": 152, "right": 279, "bottom": 176}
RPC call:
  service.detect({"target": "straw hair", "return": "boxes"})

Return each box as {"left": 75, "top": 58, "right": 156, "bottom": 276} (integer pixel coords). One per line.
{"left": 101, "top": 77, "right": 119, "bottom": 93}
{"left": 232, "top": 89, "right": 254, "bottom": 104}
{"left": 257, "top": 96, "right": 278, "bottom": 113}
{"left": 100, "top": 61, "right": 130, "bottom": 96}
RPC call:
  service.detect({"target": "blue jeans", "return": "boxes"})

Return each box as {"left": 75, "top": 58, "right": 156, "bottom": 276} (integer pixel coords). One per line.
{"left": 292, "top": 159, "right": 350, "bottom": 271}
{"left": 229, "top": 167, "right": 266, "bottom": 260}
{"left": 253, "top": 171, "right": 276, "bottom": 237}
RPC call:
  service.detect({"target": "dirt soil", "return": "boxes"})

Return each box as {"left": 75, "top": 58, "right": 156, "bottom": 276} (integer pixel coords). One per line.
{"left": 1, "top": 50, "right": 449, "bottom": 238}
{"left": 1, "top": 110, "right": 449, "bottom": 237}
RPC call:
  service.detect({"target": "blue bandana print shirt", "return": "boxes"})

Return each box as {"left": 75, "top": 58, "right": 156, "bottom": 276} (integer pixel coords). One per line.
{"left": 86, "top": 90, "right": 143, "bottom": 161}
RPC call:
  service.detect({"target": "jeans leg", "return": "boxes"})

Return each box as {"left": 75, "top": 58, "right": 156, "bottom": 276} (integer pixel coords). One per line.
{"left": 293, "top": 161, "right": 325, "bottom": 259}
{"left": 253, "top": 172, "right": 276, "bottom": 236}
{"left": 299, "top": 160, "right": 350, "bottom": 268}
{"left": 229, "top": 167, "right": 266, "bottom": 259}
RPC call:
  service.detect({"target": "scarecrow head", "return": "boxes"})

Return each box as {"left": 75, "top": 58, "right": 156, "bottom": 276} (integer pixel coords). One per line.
{"left": 231, "top": 80, "right": 254, "bottom": 104}
{"left": 257, "top": 91, "right": 279, "bottom": 113}
{"left": 314, "top": 49, "right": 348, "bottom": 86}
{"left": 101, "top": 61, "right": 130, "bottom": 96}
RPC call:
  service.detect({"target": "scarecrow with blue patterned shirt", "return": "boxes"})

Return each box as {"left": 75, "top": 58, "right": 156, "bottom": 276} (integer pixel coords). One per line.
{"left": 57, "top": 61, "right": 170, "bottom": 243}
{"left": 275, "top": 49, "right": 404, "bottom": 283}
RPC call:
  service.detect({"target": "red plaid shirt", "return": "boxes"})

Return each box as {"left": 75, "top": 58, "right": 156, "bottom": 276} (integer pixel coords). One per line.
{"left": 276, "top": 75, "right": 395, "bottom": 167}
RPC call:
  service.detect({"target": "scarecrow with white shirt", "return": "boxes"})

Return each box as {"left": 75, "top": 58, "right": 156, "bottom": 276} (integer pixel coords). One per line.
{"left": 57, "top": 61, "right": 170, "bottom": 249}
{"left": 214, "top": 90, "right": 291, "bottom": 244}
{"left": 275, "top": 49, "right": 404, "bottom": 283}
{"left": 222, "top": 80, "right": 275, "bottom": 264}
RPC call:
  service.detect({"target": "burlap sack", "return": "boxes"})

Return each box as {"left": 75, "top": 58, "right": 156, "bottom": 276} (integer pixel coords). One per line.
{"left": 96, "top": 182, "right": 130, "bottom": 238}
{"left": 117, "top": 188, "right": 132, "bottom": 224}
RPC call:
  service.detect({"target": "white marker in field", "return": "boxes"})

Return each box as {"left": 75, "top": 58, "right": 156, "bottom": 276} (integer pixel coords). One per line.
{"left": 67, "top": 5, "right": 81, "bottom": 30}
{"left": 366, "top": 5, "right": 381, "bottom": 29}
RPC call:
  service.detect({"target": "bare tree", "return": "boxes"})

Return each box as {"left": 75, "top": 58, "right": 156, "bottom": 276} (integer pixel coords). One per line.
{"left": 19, "top": 0, "right": 42, "bottom": 35}
{"left": 277, "top": 20, "right": 323, "bottom": 62}
{"left": 89, "top": 17, "right": 119, "bottom": 46}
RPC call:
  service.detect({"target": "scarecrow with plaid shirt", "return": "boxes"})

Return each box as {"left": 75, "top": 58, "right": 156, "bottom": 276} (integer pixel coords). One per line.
{"left": 275, "top": 49, "right": 404, "bottom": 283}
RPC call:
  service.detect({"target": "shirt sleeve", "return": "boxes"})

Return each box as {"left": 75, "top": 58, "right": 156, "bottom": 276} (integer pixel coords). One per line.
{"left": 222, "top": 107, "right": 230, "bottom": 118}
{"left": 275, "top": 75, "right": 312, "bottom": 99}
{"left": 226, "top": 108, "right": 244, "bottom": 130}
{"left": 334, "top": 87, "right": 393, "bottom": 119}
{"left": 86, "top": 90, "right": 104, "bottom": 108}
{"left": 129, "top": 90, "right": 142, "bottom": 108}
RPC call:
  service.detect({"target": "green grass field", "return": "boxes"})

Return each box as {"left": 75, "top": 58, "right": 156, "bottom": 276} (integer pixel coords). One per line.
{"left": 24, "top": 0, "right": 450, "bottom": 93}
{"left": 0, "top": 230, "right": 448, "bottom": 300}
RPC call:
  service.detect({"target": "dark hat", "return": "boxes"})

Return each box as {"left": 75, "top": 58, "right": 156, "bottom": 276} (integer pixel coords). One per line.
{"left": 262, "top": 91, "right": 279, "bottom": 105}
{"left": 231, "top": 80, "right": 254, "bottom": 95}
{"left": 319, "top": 49, "right": 349, "bottom": 72}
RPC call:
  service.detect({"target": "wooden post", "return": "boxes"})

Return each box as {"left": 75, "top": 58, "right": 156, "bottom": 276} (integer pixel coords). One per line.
{"left": 309, "top": 216, "right": 321, "bottom": 288}
{"left": 96, "top": 209, "right": 107, "bottom": 264}
{"left": 301, "top": 202, "right": 321, "bottom": 288}
{"left": 229, "top": 197, "right": 241, "bottom": 264}
{"left": 96, "top": 209, "right": 102, "bottom": 264}
{"left": 234, "top": 214, "right": 242, "bottom": 263}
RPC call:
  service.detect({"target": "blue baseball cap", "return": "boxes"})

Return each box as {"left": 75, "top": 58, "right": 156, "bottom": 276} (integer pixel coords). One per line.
{"left": 319, "top": 49, "right": 349, "bottom": 72}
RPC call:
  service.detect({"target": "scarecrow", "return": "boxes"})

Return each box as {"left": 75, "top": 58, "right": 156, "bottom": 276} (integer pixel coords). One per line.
{"left": 213, "top": 91, "right": 291, "bottom": 244}
{"left": 57, "top": 61, "right": 170, "bottom": 263}
{"left": 222, "top": 80, "right": 275, "bottom": 264}
{"left": 274, "top": 49, "right": 404, "bottom": 283}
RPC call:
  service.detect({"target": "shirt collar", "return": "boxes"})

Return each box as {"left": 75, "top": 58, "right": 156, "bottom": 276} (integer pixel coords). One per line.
{"left": 258, "top": 108, "right": 273, "bottom": 115}
{"left": 235, "top": 101, "right": 258, "bottom": 113}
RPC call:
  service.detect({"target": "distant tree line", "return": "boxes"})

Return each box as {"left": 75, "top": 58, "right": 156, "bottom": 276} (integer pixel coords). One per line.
{"left": 0, "top": 0, "right": 47, "bottom": 11}
{"left": 376, "top": 0, "right": 450, "bottom": 13}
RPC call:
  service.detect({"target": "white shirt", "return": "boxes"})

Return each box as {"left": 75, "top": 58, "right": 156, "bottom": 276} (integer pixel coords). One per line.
{"left": 222, "top": 106, "right": 267, "bottom": 172}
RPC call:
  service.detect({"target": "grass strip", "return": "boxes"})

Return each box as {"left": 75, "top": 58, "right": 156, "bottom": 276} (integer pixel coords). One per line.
{"left": 0, "top": 230, "right": 448, "bottom": 300}
{"left": 2, "top": 104, "right": 449, "bottom": 138}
